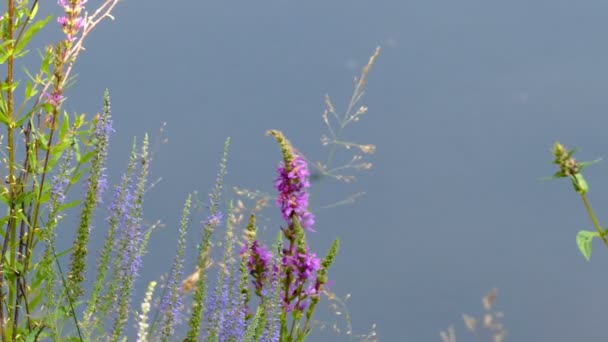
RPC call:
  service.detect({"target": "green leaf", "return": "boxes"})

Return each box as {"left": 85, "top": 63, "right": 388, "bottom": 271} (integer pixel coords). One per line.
{"left": 15, "top": 106, "right": 38, "bottom": 127}
{"left": 14, "top": 16, "right": 51, "bottom": 56}
{"left": 56, "top": 247, "right": 73, "bottom": 259}
{"left": 60, "top": 112, "right": 70, "bottom": 138}
{"left": 24, "top": 79, "right": 36, "bottom": 100}
{"left": 79, "top": 150, "right": 96, "bottom": 165}
{"left": 0, "top": 39, "right": 15, "bottom": 64}
{"left": 40, "top": 48, "right": 52, "bottom": 74}
{"left": 0, "top": 108, "right": 10, "bottom": 125}
{"left": 28, "top": 289, "right": 43, "bottom": 312}
{"left": 576, "top": 230, "right": 599, "bottom": 261}
{"left": 29, "top": 1, "right": 40, "bottom": 20}
{"left": 572, "top": 173, "right": 589, "bottom": 194}
{"left": 59, "top": 199, "right": 80, "bottom": 211}
{"left": 579, "top": 158, "right": 602, "bottom": 170}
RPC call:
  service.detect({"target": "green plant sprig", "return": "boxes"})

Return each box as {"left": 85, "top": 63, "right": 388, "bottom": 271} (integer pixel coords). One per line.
{"left": 549, "top": 142, "right": 606, "bottom": 260}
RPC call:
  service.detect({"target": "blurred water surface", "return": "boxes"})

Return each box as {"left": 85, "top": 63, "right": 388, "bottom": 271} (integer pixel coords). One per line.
{"left": 36, "top": 0, "right": 608, "bottom": 340}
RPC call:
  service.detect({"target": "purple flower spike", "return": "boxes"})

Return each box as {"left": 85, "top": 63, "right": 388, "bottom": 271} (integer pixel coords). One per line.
{"left": 57, "top": 0, "right": 88, "bottom": 41}
{"left": 246, "top": 240, "right": 273, "bottom": 296}
{"left": 275, "top": 155, "right": 315, "bottom": 231}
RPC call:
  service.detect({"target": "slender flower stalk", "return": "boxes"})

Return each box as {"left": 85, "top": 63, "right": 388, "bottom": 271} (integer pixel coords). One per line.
{"left": 158, "top": 195, "right": 192, "bottom": 341}
{"left": 67, "top": 90, "right": 113, "bottom": 300}
{"left": 185, "top": 137, "right": 230, "bottom": 342}
{"left": 86, "top": 138, "right": 139, "bottom": 333}
{"left": 550, "top": 142, "right": 608, "bottom": 259}
{"left": 550, "top": 142, "right": 607, "bottom": 246}
{"left": 240, "top": 214, "right": 257, "bottom": 320}
{"left": 137, "top": 281, "right": 157, "bottom": 342}
{"left": 111, "top": 134, "right": 150, "bottom": 341}
{"left": 266, "top": 130, "right": 339, "bottom": 341}
{"left": 36, "top": 145, "right": 75, "bottom": 328}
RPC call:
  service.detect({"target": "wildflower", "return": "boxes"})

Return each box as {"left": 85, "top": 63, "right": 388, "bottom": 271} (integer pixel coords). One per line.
{"left": 185, "top": 138, "right": 230, "bottom": 342}
{"left": 550, "top": 142, "right": 600, "bottom": 195}
{"left": 158, "top": 196, "right": 191, "bottom": 340}
{"left": 50, "top": 149, "right": 74, "bottom": 207}
{"left": 67, "top": 91, "right": 113, "bottom": 300}
{"left": 205, "top": 266, "right": 246, "bottom": 341}
{"left": 275, "top": 155, "right": 315, "bottom": 231}
{"left": 281, "top": 246, "right": 321, "bottom": 311}
{"left": 91, "top": 95, "right": 114, "bottom": 203}
{"left": 137, "top": 281, "right": 156, "bottom": 342}
{"left": 552, "top": 142, "right": 580, "bottom": 177}
{"left": 206, "top": 212, "right": 223, "bottom": 227}
{"left": 44, "top": 91, "right": 64, "bottom": 107}
{"left": 245, "top": 240, "right": 272, "bottom": 296}
{"left": 57, "top": 0, "right": 88, "bottom": 41}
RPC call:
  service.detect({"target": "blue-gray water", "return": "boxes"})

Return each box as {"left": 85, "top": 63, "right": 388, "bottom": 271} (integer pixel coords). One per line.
{"left": 39, "top": 0, "right": 608, "bottom": 340}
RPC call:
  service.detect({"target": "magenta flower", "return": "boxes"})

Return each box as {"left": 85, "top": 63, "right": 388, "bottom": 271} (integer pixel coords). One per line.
{"left": 57, "top": 0, "right": 87, "bottom": 41}
{"left": 245, "top": 240, "right": 273, "bottom": 296}
{"left": 280, "top": 245, "right": 321, "bottom": 311}
{"left": 275, "top": 155, "right": 315, "bottom": 231}
{"left": 44, "top": 91, "right": 64, "bottom": 107}
{"left": 282, "top": 246, "right": 320, "bottom": 283}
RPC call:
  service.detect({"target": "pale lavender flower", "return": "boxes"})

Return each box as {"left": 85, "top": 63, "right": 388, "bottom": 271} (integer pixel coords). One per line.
{"left": 158, "top": 196, "right": 191, "bottom": 339}
{"left": 48, "top": 148, "right": 74, "bottom": 219}
{"left": 158, "top": 272, "right": 184, "bottom": 334}
{"left": 50, "top": 177, "right": 68, "bottom": 205}
{"left": 96, "top": 171, "right": 108, "bottom": 203}
{"left": 95, "top": 113, "right": 115, "bottom": 139}
{"left": 205, "top": 269, "right": 246, "bottom": 341}
{"left": 109, "top": 182, "right": 142, "bottom": 278}
{"left": 206, "top": 211, "right": 223, "bottom": 227}
{"left": 260, "top": 265, "right": 281, "bottom": 342}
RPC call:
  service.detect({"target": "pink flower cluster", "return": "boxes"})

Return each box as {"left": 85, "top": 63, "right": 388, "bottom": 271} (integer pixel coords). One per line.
{"left": 282, "top": 245, "right": 321, "bottom": 311}
{"left": 245, "top": 240, "right": 273, "bottom": 296}
{"left": 57, "top": 0, "right": 87, "bottom": 42}
{"left": 274, "top": 156, "right": 315, "bottom": 231}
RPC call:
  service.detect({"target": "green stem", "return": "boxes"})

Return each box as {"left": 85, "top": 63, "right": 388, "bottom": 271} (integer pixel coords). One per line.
{"left": 580, "top": 194, "right": 608, "bottom": 248}
{"left": 1, "top": 1, "right": 16, "bottom": 339}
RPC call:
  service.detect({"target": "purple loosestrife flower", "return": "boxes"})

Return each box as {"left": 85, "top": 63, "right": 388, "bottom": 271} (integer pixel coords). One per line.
{"left": 275, "top": 155, "right": 315, "bottom": 231}
{"left": 293, "top": 248, "right": 321, "bottom": 281}
{"left": 244, "top": 240, "right": 272, "bottom": 296}
{"left": 281, "top": 246, "right": 321, "bottom": 311}
{"left": 44, "top": 91, "right": 64, "bottom": 107}
{"left": 57, "top": 0, "right": 87, "bottom": 42}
